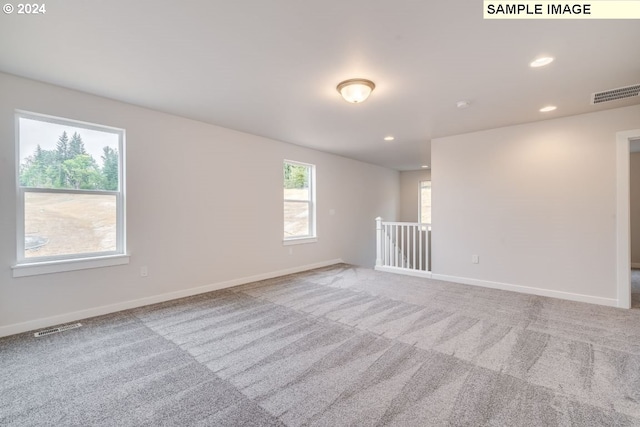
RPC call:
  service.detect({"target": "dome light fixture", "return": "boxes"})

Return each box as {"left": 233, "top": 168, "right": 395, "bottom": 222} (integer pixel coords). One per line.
{"left": 336, "top": 78, "right": 376, "bottom": 103}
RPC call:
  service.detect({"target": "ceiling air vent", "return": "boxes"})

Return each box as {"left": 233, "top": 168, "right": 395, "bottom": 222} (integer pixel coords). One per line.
{"left": 591, "top": 84, "right": 640, "bottom": 105}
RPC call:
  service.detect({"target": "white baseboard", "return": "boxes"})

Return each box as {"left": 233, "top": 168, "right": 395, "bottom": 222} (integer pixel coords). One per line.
{"left": 375, "top": 265, "right": 432, "bottom": 279}
{"left": 0, "top": 259, "right": 344, "bottom": 338}
{"left": 430, "top": 273, "right": 618, "bottom": 308}
{"left": 631, "top": 263, "right": 640, "bottom": 269}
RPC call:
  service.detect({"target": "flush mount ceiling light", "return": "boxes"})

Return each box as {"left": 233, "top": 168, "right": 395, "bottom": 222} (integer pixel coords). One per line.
{"left": 530, "top": 57, "right": 554, "bottom": 68}
{"left": 384, "top": 136, "right": 395, "bottom": 141}
{"left": 421, "top": 165, "right": 430, "bottom": 169}
{"left": 540, "top": 105, "right": 557, "bottom": 112}
{"left": 336, "top": 79, "right": 375, "bottom": 103}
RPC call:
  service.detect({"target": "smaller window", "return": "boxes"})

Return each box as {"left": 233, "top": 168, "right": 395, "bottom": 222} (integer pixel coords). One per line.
{"left": 283, "top": 160, "right": 316, "bottom": 242}
{"left": 419, "top": 180, "right": 431, "bottom": 224}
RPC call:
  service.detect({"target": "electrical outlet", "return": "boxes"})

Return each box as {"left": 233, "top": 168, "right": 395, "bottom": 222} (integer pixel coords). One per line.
{"left": 140, "top": 266, "right": 148, "bottom": 277}
{"left": 472, "top": 255, "right": 479, "bottom": 264}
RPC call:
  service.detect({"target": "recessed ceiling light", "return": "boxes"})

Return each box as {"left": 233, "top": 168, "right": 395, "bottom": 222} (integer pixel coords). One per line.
{"left": 384, "top": 136, "right": 395, "bottom": 141}
{"left": 530, "top": 57, "right": 554, "bottom": 68}
{"left": 539, "top": 105, "right": 557, "bottom": 112}
{"left": 421, "top": 165, "right": 430, "bottom": 168}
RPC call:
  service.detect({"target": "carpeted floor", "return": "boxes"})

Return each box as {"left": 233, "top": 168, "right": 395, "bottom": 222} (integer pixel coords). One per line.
{"left": 3, "top": 264, "right": 640, "bottom": 426}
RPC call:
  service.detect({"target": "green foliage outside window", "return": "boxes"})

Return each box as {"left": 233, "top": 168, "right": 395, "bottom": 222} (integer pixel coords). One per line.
{"left": 283, "top": 163, "right": 308, "bottom": 189}
{"left": 20, "top": 131, "right": 119, "bottom": 191}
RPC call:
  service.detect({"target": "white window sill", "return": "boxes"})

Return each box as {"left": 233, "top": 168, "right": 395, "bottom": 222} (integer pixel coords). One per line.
{"left": 12, "top": 254, "right": 130, "bottom": 278}
{"left": 283, "top": 237, "right": 318, "bottom": 246}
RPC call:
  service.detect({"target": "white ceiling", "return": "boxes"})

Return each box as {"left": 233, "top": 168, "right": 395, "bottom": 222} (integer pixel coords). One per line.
{"left": 1, "top": 1, "right": 639, "bottom": 170}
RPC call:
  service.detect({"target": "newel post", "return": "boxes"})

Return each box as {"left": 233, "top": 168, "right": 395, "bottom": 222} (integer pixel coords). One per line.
{"left": 375, "top": 217, "right": 383, "bottom": 267}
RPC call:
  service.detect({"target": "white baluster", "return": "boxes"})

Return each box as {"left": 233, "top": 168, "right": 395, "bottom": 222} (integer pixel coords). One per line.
{"left": 426, "top": 226, "right": 430, "bottom": 271}
{"left": 419, "top": 225, "right": 423, "bottom": 271}
{"left": 412, "top": 225, "right": 416, "bottom": 270}
{"left": 384, "top": 224, "right": 389, "bottom": 266}
{"left": 375, "top": 217, "right": 383, "bottom": 267}
{"left": 394, "top": 224, "right": 398, "bottom": 267}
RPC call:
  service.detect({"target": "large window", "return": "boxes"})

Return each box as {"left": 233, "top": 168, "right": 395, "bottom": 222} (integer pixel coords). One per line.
{"left": 420, "top": 180, "right": 431, "bottom": 224}
{"left": 283, "top": 160, "right": 316, "bottom": 243}
{"left": 14, "top": 111, "right": 126, "bottom": 275}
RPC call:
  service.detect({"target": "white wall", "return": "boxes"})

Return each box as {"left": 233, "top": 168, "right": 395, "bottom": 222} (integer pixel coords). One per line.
{"left": 432, "top": 105, "right": 640, "bottom": 306}
{"left": 399, "top": 169, "right": 431, "bottom": 222}
{"left": 0, "top": 72, "right": 399, "bottom": 335}
{"left": 631, "top": 152, "right": 640, "bottom": 267}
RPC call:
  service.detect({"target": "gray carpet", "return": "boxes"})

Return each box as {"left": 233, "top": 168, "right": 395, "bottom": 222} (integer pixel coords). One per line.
{"left": 3, "top": 264, "right": 640, "bottom": 426}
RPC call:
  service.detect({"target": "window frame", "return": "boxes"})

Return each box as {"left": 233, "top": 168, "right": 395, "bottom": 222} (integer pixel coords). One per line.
{"left": 13, "top": 110, "right": 128, "bottom": 277}
{"left": 419, "top": 180, "right": 431, "bottom": 225}
{"left": 283, "top": 160, "right": 317, "bottom": 245}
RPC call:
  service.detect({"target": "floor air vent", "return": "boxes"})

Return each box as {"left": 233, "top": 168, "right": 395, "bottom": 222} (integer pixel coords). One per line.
{"left": 591, "top": 84, "right": 640, "bottom": 105}
{"left": 34, "top": 323, "right": 82, "bottom": 337}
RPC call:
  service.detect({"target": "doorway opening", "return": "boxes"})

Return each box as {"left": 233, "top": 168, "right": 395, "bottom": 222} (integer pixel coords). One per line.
{"left": 616, "top": 130, "right": 640, "bottom": 309}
